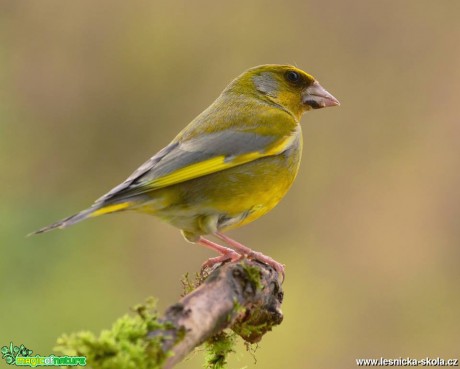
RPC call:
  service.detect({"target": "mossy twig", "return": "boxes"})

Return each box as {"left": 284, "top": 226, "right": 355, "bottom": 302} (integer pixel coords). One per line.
{"left": 56, "top": 259, "right": 284, "bottom": 369}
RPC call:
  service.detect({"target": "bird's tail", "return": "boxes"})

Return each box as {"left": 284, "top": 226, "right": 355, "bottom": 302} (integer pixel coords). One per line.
{"left": 29, "top": 202, "right": 131, "bottom": 236}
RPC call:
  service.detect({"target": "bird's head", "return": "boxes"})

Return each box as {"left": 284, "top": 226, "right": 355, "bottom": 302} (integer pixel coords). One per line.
{"left": 229, "top": 64, "right": 340, "bottom": 120}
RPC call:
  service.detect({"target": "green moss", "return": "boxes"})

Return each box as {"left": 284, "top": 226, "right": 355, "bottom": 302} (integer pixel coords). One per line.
{"left": 54, "top": 298, "right": 173, "bottom": 369}
{"left": 180, "top": 272, "right": 205, "bottom": 296}
{"left": 203, "top": 331, "right": 236, "bottom": 369}
{"left": 230, "top": 298, "right": 246, "bottom": 322}
{"left": 232, "top": 319, "right": 268, "bottom": 343}
{"left": 231, "top": 302, "right": 274, "bottom": 344}
{"left": 241, "top": 263, "right": 262, "bottom": 290}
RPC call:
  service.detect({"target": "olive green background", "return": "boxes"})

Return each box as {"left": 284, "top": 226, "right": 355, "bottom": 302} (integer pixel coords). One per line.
{"left": 1, "top": 1, "right": 459, "bottom": 368}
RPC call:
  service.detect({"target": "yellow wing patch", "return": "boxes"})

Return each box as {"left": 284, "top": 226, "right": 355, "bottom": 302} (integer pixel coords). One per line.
{"left": 147, "top": 132, "right": 298, "bottom": 189}
{"left": 90, "top": 202, "right": 131, "bottom": 217}
{"left": 150, "top": 156, "right": 228, "bottom": 188}
{"left": 264, "top": 131, "right": 298, "bottom": 156}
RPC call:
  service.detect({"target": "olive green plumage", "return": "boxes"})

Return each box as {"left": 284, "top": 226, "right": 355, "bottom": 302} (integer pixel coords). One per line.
{"left": 33, "top": 65, "right": 339, "bottom": 248}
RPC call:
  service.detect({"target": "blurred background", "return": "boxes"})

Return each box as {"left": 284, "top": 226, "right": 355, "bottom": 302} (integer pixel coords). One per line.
{"left": 1, "top": 0, "right": 459, "bottom": 367}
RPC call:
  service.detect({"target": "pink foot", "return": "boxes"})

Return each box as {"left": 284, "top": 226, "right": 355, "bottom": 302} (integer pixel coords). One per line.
{"left": 198, "top": 236, "right": 241, "bottom": 271}
{"left": 215, "top": 232, "right": 285, "bottom": 281}
{"left": 201, "top": 253, "right": 240, "bottom": 270}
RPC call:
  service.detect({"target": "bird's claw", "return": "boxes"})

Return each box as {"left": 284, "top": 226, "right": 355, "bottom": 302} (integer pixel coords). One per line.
{"left": 200, "top": 251, "right": 241, "bottom": 273}
{"left": 246, "top": 251, "right": 286, "bottom": 282}
{"left": 198, "top": 234, "right": 285, "bottom": 282}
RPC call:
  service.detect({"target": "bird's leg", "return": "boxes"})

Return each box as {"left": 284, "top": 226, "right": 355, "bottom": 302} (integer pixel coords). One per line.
{"left": 197, "top": 236, "right": 241, "bottom": 270}
{"left": 215, "top": 232, "right": 285, "bottom": 280}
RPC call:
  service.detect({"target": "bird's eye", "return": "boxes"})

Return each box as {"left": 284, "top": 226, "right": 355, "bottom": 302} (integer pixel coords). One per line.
{"left": 285, "top": 71, "right": 300, "bottom": 84}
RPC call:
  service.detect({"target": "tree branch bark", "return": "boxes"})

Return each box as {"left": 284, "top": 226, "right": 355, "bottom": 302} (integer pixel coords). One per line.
{"left": 150, "top": 259, "right": 284, "bottom": 369}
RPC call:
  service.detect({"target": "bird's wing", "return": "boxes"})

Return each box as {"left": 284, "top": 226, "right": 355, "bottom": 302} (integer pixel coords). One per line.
{"left": 97, "top": 127, "right": 299, "bottom": 204}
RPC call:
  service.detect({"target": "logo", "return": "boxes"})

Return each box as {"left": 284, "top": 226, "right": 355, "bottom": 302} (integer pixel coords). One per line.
{"left": 1, "top": 342, "right": 86, "bottom": 367}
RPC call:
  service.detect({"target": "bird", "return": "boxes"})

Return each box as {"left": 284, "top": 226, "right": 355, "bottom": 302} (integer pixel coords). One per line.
{"left": 32, "top": 64, "right": 339, "bottom": 278}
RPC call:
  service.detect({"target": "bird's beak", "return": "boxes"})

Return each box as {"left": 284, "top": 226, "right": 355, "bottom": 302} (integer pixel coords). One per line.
{"left": 302, "top": 81, "right": 340, "bottom": 109}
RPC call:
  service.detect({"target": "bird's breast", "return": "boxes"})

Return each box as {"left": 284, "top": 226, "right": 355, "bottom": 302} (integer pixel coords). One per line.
{"left": 216, "top": 131, "right": 303, "bottom": 231}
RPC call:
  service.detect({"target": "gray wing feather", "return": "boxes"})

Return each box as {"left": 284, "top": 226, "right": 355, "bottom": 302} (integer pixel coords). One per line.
{"left": 96, "top": 142, "right": 179, "bottom": 203}
{"left": 97, "top": 130, "right": 278, "bottom": 203}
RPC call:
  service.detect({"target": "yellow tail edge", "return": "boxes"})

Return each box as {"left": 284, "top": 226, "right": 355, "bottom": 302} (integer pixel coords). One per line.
{"left": 29, "top": 201, "right": 131, "bottom": 236}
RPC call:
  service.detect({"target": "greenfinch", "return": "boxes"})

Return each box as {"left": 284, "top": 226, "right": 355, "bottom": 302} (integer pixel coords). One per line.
{"left": 33, "top": 64, "right": 339, "bottom": 277}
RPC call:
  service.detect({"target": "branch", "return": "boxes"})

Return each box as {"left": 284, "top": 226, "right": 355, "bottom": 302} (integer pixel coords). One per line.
{"left": 55, "top": 259, "right": 284, "bottom": 369}
{"left": 157, "top": 259, "right": 284, "bottom": 368}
